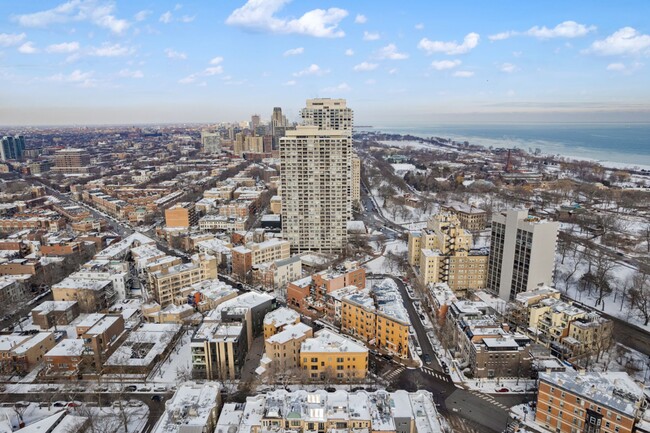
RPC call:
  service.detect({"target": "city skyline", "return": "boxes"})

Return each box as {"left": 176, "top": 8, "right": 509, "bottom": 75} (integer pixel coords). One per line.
{"left": 1, "top": 0, "right": 650, "bottom": 125}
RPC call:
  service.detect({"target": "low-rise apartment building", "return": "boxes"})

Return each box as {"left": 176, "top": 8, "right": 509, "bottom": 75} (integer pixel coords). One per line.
{"left": 441, "top": 202, "right": 487, "bottom": 231}
{"left": 300, "top": 329, "right": 368, "bottom": 380}
{"left": 232, "top": 238, "right": 290, "bottom": 278}
{"left": 263, "top": 307, "right": 301, "bottom": 338}
{"left": 52, "top": 276, "right": 116, "bottom": 313}
{"left": 198, "top": 214, "right": 246, "bottom": 232}
{"left": 340, "top": 279, "right": 410, "bottom": 358}
{"left": 151, "top": 382, "right": 222, "bottom": 433}
{"left": 216, "top": 389, "right": 446, "bottom": 433}
{"left": 0, "top": 332, "right": 56, "bottom": 375}
{"left": 264, "top": 322, "right": 313, "bottom": 374}
{"left": 535, "top": 371, "right": 645, "bottom": 433}
{"left": 31, "top": 301, "right": 80, "bottom": 330}
{"left": 148, "top": 253, "right": 218, "bottom": 306}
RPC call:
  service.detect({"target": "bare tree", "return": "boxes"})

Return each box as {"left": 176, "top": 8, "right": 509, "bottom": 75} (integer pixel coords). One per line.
{"left": 628, "top": 271, "right": 650, "bottom": 326}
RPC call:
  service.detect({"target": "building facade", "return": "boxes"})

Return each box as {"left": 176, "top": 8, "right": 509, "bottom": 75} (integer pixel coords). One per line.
{"left": 486, "top": 209, "right": 559, "bottom": 301}
{"left": 280, "top": 98, "right": 353, "bottom": 253}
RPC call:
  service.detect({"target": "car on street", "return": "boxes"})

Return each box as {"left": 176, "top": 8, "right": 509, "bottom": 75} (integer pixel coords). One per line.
{"left": 496, "top": 388, "right": 510, "bottom": 393}
{"left": 124, "top": 385, "right": 137, "bottom": 392}
{"left": 53, "top": 401, "right": 68, "bottom": 408}
{"left": 151, "top": 395, "right": 163, "bottom": 402}
{"left": 415, "top": 347, "right": 423, "bottom": 356}
{"left": 422, "top": 354, "right": 432, "bottom": 365}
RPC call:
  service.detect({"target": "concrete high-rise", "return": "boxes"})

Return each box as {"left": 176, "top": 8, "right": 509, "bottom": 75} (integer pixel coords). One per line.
{"left": 486, "top": 209, "right": 559, "bottom": 301}
{"left": 201, "top": 130, "right": 221, "bottom": 154}
{"left": 53, "top": 148, "right": 91, "bottom": 174}
{"left": 1, "top": 135, "right": 25, "bottom": 161}
{"left": 280, "top": 98, "right": 353, "bottom": 253}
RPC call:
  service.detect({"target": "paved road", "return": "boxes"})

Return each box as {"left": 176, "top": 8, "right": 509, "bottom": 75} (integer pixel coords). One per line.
{"left": 367, "top": 273, "right": 441, "bottom": 371}
{"left": 0, "top": 390, "right": 169, "bottom": 433}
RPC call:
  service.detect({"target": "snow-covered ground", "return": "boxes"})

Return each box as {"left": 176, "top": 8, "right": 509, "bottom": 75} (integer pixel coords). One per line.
{"left": 0, "top": 403, "right": 148, "bottom": 433}
{"left": 147, "top": 327, "right": 194, "bottom": 384}
{"left": 364, "top": 240, "right": 408, "bottom": 275}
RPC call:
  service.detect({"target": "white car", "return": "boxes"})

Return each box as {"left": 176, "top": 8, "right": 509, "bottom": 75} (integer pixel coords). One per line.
{"left": 415, "top": 348, "right": 423, "bottom": 356}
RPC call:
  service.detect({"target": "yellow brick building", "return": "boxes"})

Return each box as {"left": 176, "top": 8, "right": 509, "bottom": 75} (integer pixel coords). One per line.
{"left": 300, "top": 329, "right": 368, "bottom": 380}
{"left": 263, "top": 307, "right": 301, "bottom": 339}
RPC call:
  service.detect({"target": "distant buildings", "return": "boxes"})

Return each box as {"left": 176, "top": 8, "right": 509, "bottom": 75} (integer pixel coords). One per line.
{"left": 53, "top": 148, "right": 92, "bottom": 174}
{"left": 487, "top": 209, "right": 559, "bottom": 301}
{"left": 201, "top": 130, "right": 221, "bottom": 154}
{"left": 281, "top": 98, "right": 353, "bottom": 253}
{"left": 165, "top": 202, "right": 198, "bottom": 229}
{"left": 1, "top": 135, "right": 25, "bottom": 161}
{"left": 440, "top": 201, "right": 487, "bottom": 231}
{"left": 535, "top": 371, "right": 645, "bottom": 433}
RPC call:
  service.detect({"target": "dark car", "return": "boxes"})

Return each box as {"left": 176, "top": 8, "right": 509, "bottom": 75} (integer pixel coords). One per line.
{"left": 496, "top": 388, "right": 509, "bottom": 393}
{"left": 124, "top": 385, "right": 137, "bottom": 392}
{"left": 151, "top": 395, "right": 163, "bottom": 402}
{"left": 422, "top": 354, "right": 432, "bottom": 365}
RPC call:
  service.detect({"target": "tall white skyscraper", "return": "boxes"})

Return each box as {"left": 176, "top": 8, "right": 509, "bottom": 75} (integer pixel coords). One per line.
{"left": 486, "top": 209, "right": 559, "bottom": 301}
{"left": 280, "top": 98, "right": 353, "bottom": 253}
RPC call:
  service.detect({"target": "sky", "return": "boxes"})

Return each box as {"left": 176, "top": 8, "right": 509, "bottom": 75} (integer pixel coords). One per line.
{"left": 1, "top": 0, "right": 650, "bottom": 126}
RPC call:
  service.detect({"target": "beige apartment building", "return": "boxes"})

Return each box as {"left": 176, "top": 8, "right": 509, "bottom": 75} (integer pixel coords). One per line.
{"left": 0, "top": 332, "right": 56, "bottom": 375}
{"left": 409, "top": 213, "right": 488, "bottom": 294}
{"left": 53, "top": 148, "right": 92, "bottom": 174}
{"left": 441, "top": 202, "right": 487, "bottom": 231}
{"left": 232, "top": 238, "right": 291, "bottom": 278}
{"left": 280, "top": 99, "right": 353, "bottom": 253}
{"left": 264, "top": 322, "right": 313, "bottom": 373}
{"left": 164, "top": 202, "right": 198, "bottom": 229}
{"left": 352, "top": 152, "right": 361, "bottom": 205}
{"left": 263, "top": 307, "right": 301, "bottom": 338}
{"left": 300, "top": 329, "right": 368, "bottom": 380}
{"left": 149, "top": 253, "right": 218, "bottom": 306}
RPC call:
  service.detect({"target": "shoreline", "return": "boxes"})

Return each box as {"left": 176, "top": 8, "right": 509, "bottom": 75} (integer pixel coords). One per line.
{"left": 360, "top": 128, "right": 650, "bottom": 173}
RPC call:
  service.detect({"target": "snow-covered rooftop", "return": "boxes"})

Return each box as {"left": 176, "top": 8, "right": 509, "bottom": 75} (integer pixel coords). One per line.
{"left": 152, "top": 382, "right": 221, "bottom": 433}
{"left": 45, "top": 338, "right": 85, "bottom": 357}
{"left": 267, "top": 322, "right": 312, "bottom": 345}
{"left": 539, "top": 371, "right": 644, "bottom": 417}
{"left": 263, "top": 307, "right": 299, "bottom": 328}
{"left": 301, "top": 329, "right": 367, "bottom": 354}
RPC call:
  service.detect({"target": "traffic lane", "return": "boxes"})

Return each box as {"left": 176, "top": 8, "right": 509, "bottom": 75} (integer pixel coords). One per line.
{"left": 445, "top": 389, "right": 509, "bottom": 433}
{"left": 375, "top": 274, "right": 442, "bottom": 371}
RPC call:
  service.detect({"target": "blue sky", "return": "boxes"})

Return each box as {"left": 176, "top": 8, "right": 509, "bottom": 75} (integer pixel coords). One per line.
{"left": 1, "top": 0, "right": 649, "bottom": 125}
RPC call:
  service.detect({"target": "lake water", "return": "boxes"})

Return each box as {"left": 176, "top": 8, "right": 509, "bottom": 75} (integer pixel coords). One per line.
{"left": 361, "top": 123, "right": 650, "bottom": 169}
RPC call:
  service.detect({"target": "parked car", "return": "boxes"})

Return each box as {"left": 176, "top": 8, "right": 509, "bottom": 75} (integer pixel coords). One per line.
{"left": 422, "top": 354, "right": 432, "bottom": 365}
{"left": 415, "top": 347, "right": 423, "bottom": 356}
{"left": 151, "top": 395, "right": 163, "bottom": 402}
{"left": 124, "top": 385, "right": 137, "bottom": 392}
{"left": 496, "top": 388, "right": 510, "bottom": 393}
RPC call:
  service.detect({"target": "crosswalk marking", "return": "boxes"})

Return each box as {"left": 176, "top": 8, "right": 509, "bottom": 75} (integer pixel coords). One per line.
{"left": 421, "top": 367, "right": 451, "bottom": 381}
{"left": 384, "top": 367, "right": 405, "bottom": 380}
{"left": 470, "top": 391, "right": 509, "bottom": 409}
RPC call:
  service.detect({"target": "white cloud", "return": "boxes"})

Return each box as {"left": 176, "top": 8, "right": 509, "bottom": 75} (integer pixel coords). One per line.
{"left": 500, "top": 62, "right": 517, "bottom": 73}
{"left": 134, "top": 10, "right": 150, "bottom": 22}
{"left": 174, "top": 3, "right": 183, "bottom": 11}
{"left": 322, "top": 82, "right": 351, "bottom": 93}
{"left": 606, "top": 62, "right": 626, "bottom": 71}
{"left": 418, "top": 32, "right": 480, "bottom": 55}
{"left": 589, "top": 27, "right": 650, "bottom": 56}
{"left": 226, "top": 0, "right": 348, "bottom": 38}
{"left": 165, "top": 48, "right": 187, "bottom": 60}
{"left": 355, "top": 14, "right": 367, "bottom": 24}
{"left": 13, "top": 0, "right": 130, "bottom": 35}
{"left": 414, "top": 23, "right": 424, "bottom": 30}
{"left": 48, "top": 69, "right": 96, "bottom": 87}
{"left": 283, "top": 80, "right": 296, "bottom": 86}
{"left": 353, "top": 61, "right": 378, "bottom": 72}
{"left": 179, "top": 62, "right": 225, "bottom": 85}
{"left": 489, "top": 21, "right": 595, "bottom": 42}
{"left": 526, "top": 21, "right": 595, "bottom": 39}
{"left": 283, "top": 47, "right": 304, "bottom": 56}
{"left": 118, "top": 68, "right": 144, "bottom": 78}
{"left": 46, "top": 41, "right": 80, "bottom": 53}
{"left": 210, "top": 56, "right": 224, "bottom": 65}
{"left": 180, "top": 15, "right": 195, "bottom": 23}
{"left": 160, "top": 11, "right": 173, "bottom": 24}
{"left": 0, "top": 32, "right": 26, "bottom": 47}
{"left": 345, "top": 48, "right": 354, "bottom": 56}
{"left": 430, "top": 59, "right": 461, "bottom": 70}
{"left": 375, "top": 43, "right": 408, "bottom": 60}
{"left": 363, "top": 31, "right": 380, "bottom": 41}
{"left": 453, "top": 70, "right": 474, "bottom": 78}
{"left": 293, "top": 64, "right": 328, "bottom": 77}
{"left": 388, "top": 68, "right": 398, "bottom": 75}
{"left": 18, "top": 42, "right": 38, "bottom": 54}
{"left": 488, "top": 31, "right": 515, "bottom": 41}
{"left": 89, "top": 43, "right": 133, "bottom": 57}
